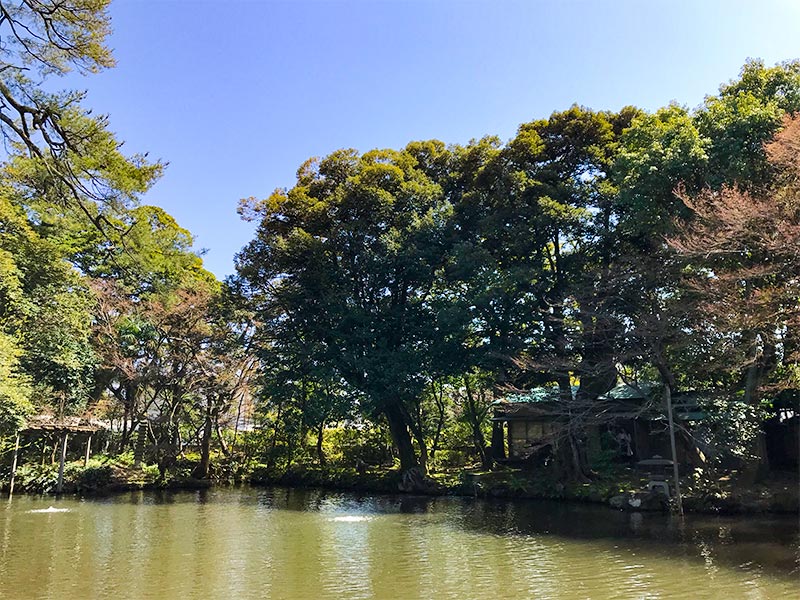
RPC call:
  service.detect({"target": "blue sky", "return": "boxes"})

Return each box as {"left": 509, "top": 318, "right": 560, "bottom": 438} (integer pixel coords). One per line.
{"left": 67, "top": 0, "right": 800, "bottom": 279}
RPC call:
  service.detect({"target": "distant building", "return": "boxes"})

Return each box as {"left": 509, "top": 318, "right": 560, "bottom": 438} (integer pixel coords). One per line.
{"left": 490, "top": 383, "right": 707, "bottom": 466}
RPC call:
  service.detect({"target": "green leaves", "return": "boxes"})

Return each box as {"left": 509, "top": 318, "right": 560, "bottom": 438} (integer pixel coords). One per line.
{"left": 0, "top": 0, "right": 115, "bottom": 76}
{"left": 238, "top": 145, "right": 454, "bottom": 425}
{"left": 614, "top": 104, "right": 710, "bottom": 237}
{"left": 0, "top": 329, "right": 32, "bottom": 433}
{"left": 0, "top": 186, "right": 96, "bottom": 414}
{"left": 237, "top": 59, "right": 800, "bottom": 475}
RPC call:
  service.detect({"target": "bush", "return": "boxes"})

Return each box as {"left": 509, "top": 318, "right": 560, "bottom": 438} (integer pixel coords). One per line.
{"left": 249, "top": 463, "right": 278, "bottom": 484}
{"left": 432, "top": 449, "right": 469, "bottom": 469}
{"left": 14, "top": 463, "right": 60, "bottom": 493}
{"left": 325, "top": 425, "right": 392, "bottom": 466}
{"left": 141, "top": 464, "right": 160, "bottom": 481}
{"left": 213, "top": 453, "right": 254, "bottom": 482}
{"left": 115, "top": 450, "right": 135, "bottom": 466}
{"left": 76, "top": 465, "right": 113, "bottom": 492}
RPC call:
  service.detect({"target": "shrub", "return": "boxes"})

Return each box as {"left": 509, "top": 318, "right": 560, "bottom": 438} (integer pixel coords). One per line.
{"left": 14, "top": 463, "right": 60, "bottom": 493}
{"left": 76, "top": 465, "right": 113, "bottom": 492}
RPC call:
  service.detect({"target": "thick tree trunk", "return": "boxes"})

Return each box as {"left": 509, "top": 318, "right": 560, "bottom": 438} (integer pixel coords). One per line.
{"left": 384, "top": 403, "right": 418, "bottom": 472}
{"left": 576, "top": 312, "right": 617, "bottom": 404}
{"left": 407, "top": 417, "right": 428, "bottom": 474}
{"left": 215, "top": 418, "right": 230, "bottom": 458}
{"left": 490, "top": 422, "right": 506, "bottom": 462}
{"left": 741, "top": 336, "right": 771, "bottom": 481}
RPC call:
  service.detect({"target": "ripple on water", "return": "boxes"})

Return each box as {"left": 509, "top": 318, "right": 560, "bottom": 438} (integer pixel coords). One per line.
{"left": 1, "top": 489, "right": 797, "bottom": 600}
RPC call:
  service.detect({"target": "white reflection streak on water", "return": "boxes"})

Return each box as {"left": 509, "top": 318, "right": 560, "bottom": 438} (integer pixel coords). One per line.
{"left": 501, "top": 533, "right": 562, "bottom": 598}
{"left": 94, "top": 504, "right": 117, "bottom": 598}
{"left": 695, "top": 533, "right": 720, "bottom": 579}
{"left": 255, "top": 504, "right": 275, "bottom": 599}
{"left": 322, "top": 511, "right": 374, "bottom": 599}
{"left": 219, "top": 505, "right": 250, "bottom": 598}
{"left": 406, "top": 513, "right": 433, "bottom": 593}
{"left": 130, "top": 498, "right": 154, "bottom": 597}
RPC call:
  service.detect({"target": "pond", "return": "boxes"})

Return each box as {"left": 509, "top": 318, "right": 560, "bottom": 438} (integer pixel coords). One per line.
{"left": 1, "top": 487, "right": 797, "bottom": 599}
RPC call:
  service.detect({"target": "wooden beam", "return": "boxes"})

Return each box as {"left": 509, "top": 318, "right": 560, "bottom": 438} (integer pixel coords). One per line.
{"left": 56, "top": 432, "right": 68, "bottom": 494}
{"left": 8, "top": 433, "right": 20, "bottom": 497}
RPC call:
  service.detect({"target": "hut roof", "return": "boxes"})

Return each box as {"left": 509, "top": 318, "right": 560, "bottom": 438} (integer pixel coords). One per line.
{"left": 598, "top": 383, "right": 655, "bottom": 401}
{"left": 20, "top": 414, "right": 108, "bottom": 434}
{"left": 496, "top": 382, "right": 708, "bottom": 422}
{"left": 491, "top": 400, "right": 564, "bottom": 421}
{"left": 500, "top": 385, "right": 579, "bottom": 404}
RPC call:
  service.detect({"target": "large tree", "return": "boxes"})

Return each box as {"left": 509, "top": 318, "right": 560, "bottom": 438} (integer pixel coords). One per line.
{"left": 236, "top": 146, "right": 458, "bottom": 478}
{"left": 667, "top": 115, "right": 800, "bottom": 474}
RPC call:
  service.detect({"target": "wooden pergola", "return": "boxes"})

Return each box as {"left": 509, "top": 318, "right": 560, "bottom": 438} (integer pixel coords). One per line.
{"left": 8, "top": 415, "right": 107, "bottom": 495}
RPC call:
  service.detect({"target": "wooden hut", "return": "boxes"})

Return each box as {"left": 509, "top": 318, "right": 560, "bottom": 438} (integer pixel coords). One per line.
{"left": 490, "top": 386, "right": 575, "bottom": 462}
{"left": 490, "top": 383, "right": 707, "bottom": 466}
{"left": 595, "top": 384, "right": 706, "bottom": 465}
{"left": 8, "top": 415, "right": 108, "bottom": 495}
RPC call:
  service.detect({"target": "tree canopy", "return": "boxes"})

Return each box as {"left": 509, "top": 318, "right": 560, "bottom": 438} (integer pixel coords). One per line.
{"left": 236, "top": 59, "right": 800, "bottom": 482}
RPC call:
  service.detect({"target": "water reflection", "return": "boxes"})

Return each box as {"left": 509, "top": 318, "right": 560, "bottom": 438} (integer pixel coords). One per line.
{"left": 1, "top": 487, "right": 797, "bottom": 600}
{"left": 249, "top": 487, "right": 800, "bottom": 582}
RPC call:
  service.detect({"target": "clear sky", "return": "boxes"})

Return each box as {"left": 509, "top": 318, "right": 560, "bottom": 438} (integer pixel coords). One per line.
{"left": 67, "top": 0, "right": 800, "bottom": 279}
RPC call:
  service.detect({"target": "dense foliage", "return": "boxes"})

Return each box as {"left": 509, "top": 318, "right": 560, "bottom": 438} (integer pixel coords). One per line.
{"left": 0, "top": 0, "right": 796, "bottom": 492}
{"left": 0, "top": 1, "right": 252, "bottom": 484}
{"left": 236, "top": 60, "right": 800, "bottom": 483}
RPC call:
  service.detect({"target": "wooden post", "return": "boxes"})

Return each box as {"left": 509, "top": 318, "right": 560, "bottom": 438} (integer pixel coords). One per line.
{"left": 664, "top": 386, "right": 684, "bottom": 516}
{"left": 8, "top": 433, "right": 20, "bottom": 497}
{"left": 56, "top": 431, "right": 68, "bottom": 494}
{"left": 84, "top": 433, "right": 93, "bottom": 467}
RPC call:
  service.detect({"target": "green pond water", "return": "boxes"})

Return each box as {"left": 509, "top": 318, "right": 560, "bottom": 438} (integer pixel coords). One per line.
{"left": 0, "top": 487, "right": 797, "bottom": 599}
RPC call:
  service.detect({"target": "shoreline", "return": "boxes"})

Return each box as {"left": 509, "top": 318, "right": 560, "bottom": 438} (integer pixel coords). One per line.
{"left": 4, "top": 463, "right": 797, "bottom": 516}
{"left": 248, "top": 467, "right": 800, "bottom": 516}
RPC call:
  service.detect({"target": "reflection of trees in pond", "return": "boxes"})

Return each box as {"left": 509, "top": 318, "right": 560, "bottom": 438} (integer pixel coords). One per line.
{"left": 454, "top": 496, "right": 799, "bottom": 578}
{"left": 110, "top": 486, "right": 799, "bottom": 579}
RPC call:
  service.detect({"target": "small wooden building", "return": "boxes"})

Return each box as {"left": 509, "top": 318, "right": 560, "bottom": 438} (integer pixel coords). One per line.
{"left": 8, "top": 415, "right": 107, "bottom": 495}
{"left": 490, "top": 386, "right": 573, "bottom": 462}
{"left": 598, "top": 385, "right": 707, "bottom": 465}
{"left": 492, "top": 399, "right": 563, "bottom": 461}
{"left": 491, "top": 383, "right": 707, "bottom": 466}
